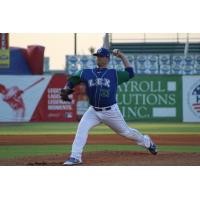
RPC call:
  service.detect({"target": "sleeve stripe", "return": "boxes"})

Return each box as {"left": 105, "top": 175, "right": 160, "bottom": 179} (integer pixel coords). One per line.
{"left": 80, "top": 70, "right": 83, "bottom": 80}
{"left": 115, "top": 69, "right": 118, "bottom": 85}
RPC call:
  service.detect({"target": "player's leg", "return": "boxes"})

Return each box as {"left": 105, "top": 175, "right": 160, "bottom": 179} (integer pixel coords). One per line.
{"left": 101, "top": 104, "right": 157, "bottom": 154}
{"left": 65, "top": 106, "right": 101, "bottom": 164}
{"left": 15, "top": 108, "right": 25, "bottom": 122}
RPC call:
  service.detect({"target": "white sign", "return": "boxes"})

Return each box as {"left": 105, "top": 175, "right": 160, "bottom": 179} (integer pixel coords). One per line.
{"left": 0, "top": 76, "right": 51, "bottom": 122}
{"left": 183, "top": 76, "right": 200, "bottom": 122}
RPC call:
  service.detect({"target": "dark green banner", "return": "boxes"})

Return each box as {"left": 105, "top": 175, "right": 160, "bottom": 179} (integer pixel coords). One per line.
{"left": 117, "top": 75, "right": 182, "bottom": 121}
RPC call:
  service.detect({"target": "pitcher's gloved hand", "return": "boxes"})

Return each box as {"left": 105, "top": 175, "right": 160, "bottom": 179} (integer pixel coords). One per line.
{"left": 60, "top": 88, "right": 74, "bottom": 102}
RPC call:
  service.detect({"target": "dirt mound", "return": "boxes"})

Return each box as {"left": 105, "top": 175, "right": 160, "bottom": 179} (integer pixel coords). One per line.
{"left": 1, "top": 151, "right": 200, "bottom": 166}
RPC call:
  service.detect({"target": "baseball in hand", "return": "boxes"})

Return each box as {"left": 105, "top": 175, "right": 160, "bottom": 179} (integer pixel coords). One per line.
{"left": 112, "top": 49, "right": 119, "bottom": 55}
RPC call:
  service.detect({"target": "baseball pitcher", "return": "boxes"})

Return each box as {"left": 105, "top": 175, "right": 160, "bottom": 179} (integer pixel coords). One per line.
{"left": 61, "top": 48, "right": 157, "bottom": 165}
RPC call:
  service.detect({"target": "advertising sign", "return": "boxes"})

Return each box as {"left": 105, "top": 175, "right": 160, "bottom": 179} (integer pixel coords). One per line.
{"left": 183, "top": 76, "right": 200, "bottom": 122}
{"left": 117, "top": 75, "right": 182, "bottom": 121}
{"left": 0, "top": 75, "right": 77, "bottom": 122}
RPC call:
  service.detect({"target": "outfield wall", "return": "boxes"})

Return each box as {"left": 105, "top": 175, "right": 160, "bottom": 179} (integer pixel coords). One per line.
{"left": 0, "top": 75, "right": 200, "bottom": 122}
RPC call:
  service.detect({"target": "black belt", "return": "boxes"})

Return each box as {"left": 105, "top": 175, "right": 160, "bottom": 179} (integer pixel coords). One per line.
{"left": 93, "top": 107, "right": 111, "bottom": 111}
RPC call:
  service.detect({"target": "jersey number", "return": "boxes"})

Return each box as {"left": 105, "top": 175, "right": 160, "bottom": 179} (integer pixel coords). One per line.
{"left": 100, "top": 89, "right": 109, "bottom": 97}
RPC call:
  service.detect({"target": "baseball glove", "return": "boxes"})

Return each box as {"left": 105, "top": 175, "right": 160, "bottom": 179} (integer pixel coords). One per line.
{"left": 60, "top": 88, "right": 74, "bottom": 102}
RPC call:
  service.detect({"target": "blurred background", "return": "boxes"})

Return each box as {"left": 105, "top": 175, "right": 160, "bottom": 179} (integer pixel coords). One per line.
{"left": 0, "top": 33, "right": 200, "bottom": 123}
{"left": 8, "top": 33, "right": 200, "bottom": 70}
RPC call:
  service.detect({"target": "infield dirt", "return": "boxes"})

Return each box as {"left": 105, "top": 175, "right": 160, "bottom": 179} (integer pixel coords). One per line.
{"left": 0, "top": 134, "right": 200, "bottom": 166}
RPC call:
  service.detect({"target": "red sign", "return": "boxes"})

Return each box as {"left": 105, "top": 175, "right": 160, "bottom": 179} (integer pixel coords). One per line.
{"left": 31, "top": 74, "right": 77, "bottom": 122}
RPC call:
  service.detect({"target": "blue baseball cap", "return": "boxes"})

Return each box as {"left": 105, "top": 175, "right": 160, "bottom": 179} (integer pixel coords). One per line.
{"left": 93, "top": 48, "right": 110, "bottom": 58}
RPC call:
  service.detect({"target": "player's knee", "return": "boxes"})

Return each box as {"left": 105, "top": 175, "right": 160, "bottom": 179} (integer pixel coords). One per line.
{"left": 118, "top": 129, "right": 132, "bottom": 137}
{"left": 118, "top": 128, "right": 141, "bottom": 137}
{"left": 128, "top": 127, "right": 140, "bottom": 134}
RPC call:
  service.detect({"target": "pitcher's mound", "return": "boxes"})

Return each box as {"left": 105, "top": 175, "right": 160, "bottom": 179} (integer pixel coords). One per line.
{"left": 1, "top": 151, "right": 200, "bottom": 166}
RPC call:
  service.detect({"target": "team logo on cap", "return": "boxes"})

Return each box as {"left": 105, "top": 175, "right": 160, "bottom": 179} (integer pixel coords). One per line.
{"left": 187, "top": 80, "right": 200, "bottom": 117}
{"left": 97, "top": 49, "right": 102, "bottom": 54}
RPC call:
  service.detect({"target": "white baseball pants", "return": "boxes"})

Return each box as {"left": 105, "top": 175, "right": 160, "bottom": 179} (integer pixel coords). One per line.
{"left": 70, "top": 104, "right": 151, "bottom": 161}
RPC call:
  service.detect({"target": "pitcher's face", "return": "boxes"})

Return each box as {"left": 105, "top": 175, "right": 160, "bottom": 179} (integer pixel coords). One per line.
{"left": 96, "top": 56, "right": 109, "bottom": 68}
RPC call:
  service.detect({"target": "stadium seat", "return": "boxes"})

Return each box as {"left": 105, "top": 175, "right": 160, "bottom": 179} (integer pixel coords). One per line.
{"left": 147, "top": 55, "right": 159, "bottom": 74}
{"left": 65, "top": 53, "right": 200, "bottom": 75}
{"left": 112, "top": 56, "right": 123, "bottom": 71}
{"left": 81, "top": 56, "right": 95, "bottom": 69}
{"left": 126, "top": 55, "right": 136, "bottom": 72}
{"left": 182, "top": 55, "right": 194, "bottom": 75}
{"left": 66, "top": 55, "right": 78, "bottom": 75}
{"left": 171, "top": 55, "right": 184, "bottom": 74}
{"left": 87, "top": 56, "right": 96, "bottom": 69}
{"left": 136, "top": 55, "right": 148, "bottom": 74}
{"left": 194, "top": 55, "right": 200, "bottom": 74}
{"left": 80, "top": 55, "right": 89, "bottom": 69}
{"left": 159, "top": 54, "right": 171, "bottom": 74}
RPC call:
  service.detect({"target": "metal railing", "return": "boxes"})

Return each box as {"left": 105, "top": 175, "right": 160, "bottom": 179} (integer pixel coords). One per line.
{"left": 110, "top": 33, "right": 200, "bottom": 43}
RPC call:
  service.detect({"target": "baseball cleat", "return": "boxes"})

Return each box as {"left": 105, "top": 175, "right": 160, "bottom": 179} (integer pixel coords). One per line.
{"left": 148, "top": 142, "right": 158, "bottom": 155}
{"left": 63, "top": 157, "right": 82, "bottom": 166}
{"left": 144, "top": 135, "right": 158, "bottom": 155}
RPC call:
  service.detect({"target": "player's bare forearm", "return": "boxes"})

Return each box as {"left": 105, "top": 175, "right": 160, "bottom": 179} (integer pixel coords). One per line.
{"left": 113, "top": 49, "right": 134, "bottom": 79}
{"left": 119, "top": 53, "right": 131, "bottom": 68}
{"left": 113, "top": 49, "right": 131, "bottom": 68}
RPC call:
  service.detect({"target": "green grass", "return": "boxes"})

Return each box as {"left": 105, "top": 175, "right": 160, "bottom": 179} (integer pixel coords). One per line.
{"left": 0, "top": 122, "right": 200, "bottom": 135}
{"left": 0, "top": 144, "right": 200, "bottom": 159}
{"left": 1, "top": 122, "right": 199, "bottom": 160}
